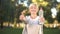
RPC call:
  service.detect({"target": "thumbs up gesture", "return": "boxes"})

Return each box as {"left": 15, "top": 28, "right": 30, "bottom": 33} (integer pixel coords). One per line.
{"left": 19, "top": 10, "right": 26, "bottom": 21}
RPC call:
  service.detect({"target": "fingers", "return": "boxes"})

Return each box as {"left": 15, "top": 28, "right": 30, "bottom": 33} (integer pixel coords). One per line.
{"left": 40, "top": 17, "right": 45, "bottom": 22}
{"left": 19, "top": 14, "right": 26, "bottom": 21}
{"left": 19, "top": 10, "right": 27, "bottom": 20}
{"left": 19, "top": 15, "right": 24, "bottom": 20}
{"left": 21, "top": 10, "right": 26, "bottom": 15}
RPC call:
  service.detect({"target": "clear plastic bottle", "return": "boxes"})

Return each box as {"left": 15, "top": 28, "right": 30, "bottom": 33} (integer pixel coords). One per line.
{"left": 39, "top": 7, "right": 44, "bottom": 34}
{"left": 39, "top": 7, "right": 44, "bottom": 24}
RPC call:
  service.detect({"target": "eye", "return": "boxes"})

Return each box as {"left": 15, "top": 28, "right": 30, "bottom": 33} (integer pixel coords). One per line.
{"left": 34, "top": 7, "right": 36, "bottom": 9}
{"left": 30, "top": 6, "right": 33, "bottom": 9}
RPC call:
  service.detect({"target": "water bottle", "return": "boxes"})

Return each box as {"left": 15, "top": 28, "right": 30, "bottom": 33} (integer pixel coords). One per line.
{"left": 39, "top": 7, "right": 44, "bottom": 34}
{"left": 39, "top": 7, "right": 44, "bottom": 24}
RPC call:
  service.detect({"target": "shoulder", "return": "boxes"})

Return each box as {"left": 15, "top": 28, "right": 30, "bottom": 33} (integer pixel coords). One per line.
{"left": 26, "top": 16, "right": 30, "bottom": 19}
{"left": 37, "top": 16, "right": 39, "bottom": 18}
{"left": 35, "top": 16, "right": 40, "bottom": 20}
{"left": 26, "top": 16, "right": 30, "bottom": 18}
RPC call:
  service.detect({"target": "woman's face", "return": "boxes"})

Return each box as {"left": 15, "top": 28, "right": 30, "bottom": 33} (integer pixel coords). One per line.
{"left": 29, "top": 4, "right": 38, "bottom": 14}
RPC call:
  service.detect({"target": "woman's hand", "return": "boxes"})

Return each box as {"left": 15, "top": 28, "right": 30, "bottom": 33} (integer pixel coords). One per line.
{"left": 19, "top": 14, "right": 25, "bottom": 21}
{"left": 19, "top": 10, "right": 26, "bottom": 21}
{"left": 40, "top": 17, "right": 45, "bottom": 23}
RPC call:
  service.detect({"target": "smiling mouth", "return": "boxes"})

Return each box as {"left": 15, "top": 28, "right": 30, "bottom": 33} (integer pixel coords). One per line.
{"left": 31, "top": 10, "right": 36, "bottom": 12}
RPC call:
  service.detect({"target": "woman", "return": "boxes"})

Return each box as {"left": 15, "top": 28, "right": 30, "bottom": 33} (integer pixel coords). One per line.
{"left": 19, "top": 3, "right": 45, "bottom": 34}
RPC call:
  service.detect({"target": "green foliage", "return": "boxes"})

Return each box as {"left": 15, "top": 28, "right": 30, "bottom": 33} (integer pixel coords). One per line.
{"left": 0, "top": 0, "right": 60, "bottom": 23}
{"left": 56, "top": 10, "right": 60, "bottom": 23}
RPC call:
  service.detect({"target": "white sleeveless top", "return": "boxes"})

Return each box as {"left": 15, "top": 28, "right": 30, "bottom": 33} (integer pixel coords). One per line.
{"left": 25, "top": 16, "right": 40, "bottom": 25}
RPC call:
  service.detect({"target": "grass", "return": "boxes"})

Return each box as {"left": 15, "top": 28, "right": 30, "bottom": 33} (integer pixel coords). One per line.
{"left": 44, "top": 28, "right": 60, "bottom": 34}
{"left": 0, "top": 27, "right": 60, "bottom": 34}
{"left": 0, "top": 27, "right": 23, "bottom": 34}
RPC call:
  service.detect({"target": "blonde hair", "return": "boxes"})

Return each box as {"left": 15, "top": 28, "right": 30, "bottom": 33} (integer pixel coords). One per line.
{"left": 29, "top": 3, "right": 38, "bottom": 8}
{"left": 27, "top": 3, "right": 39, "bottom": 14}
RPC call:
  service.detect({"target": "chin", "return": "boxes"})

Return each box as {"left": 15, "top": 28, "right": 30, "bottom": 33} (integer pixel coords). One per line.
{"left": 31, "top": 12, "right": 36, "bottom": 14}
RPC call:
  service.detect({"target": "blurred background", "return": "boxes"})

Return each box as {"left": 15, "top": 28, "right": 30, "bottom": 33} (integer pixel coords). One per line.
{"left": 0, "top": 0, "right": 60, "bottom": 34}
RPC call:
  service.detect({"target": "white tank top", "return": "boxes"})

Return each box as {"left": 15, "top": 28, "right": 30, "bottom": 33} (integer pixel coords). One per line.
{"left": 25, "top": 16, "right": 40, "bottom": 25}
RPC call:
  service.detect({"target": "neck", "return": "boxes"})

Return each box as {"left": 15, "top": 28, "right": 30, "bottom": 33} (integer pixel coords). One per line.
{"left": 30, "top": 13, "right": 37, "bottom": 19}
